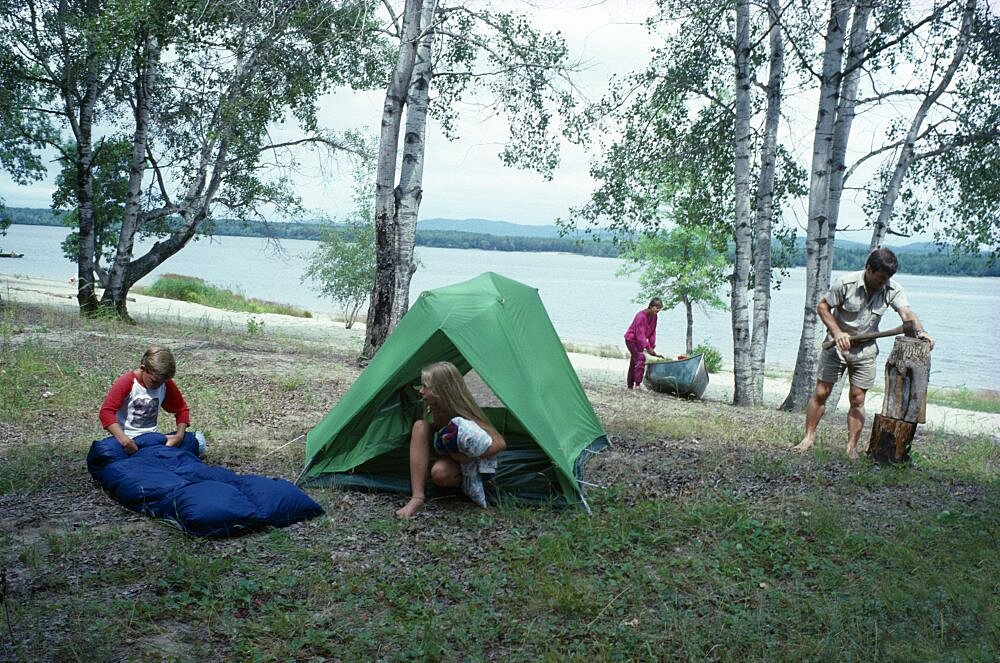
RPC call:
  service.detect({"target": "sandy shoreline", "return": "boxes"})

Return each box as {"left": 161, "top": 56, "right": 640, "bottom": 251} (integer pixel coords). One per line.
{"left": 3, "top": 274, "right": 997, "bottom": 437}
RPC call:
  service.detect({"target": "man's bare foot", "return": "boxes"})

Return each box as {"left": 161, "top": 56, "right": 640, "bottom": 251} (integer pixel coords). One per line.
{"left": 846, "top": 443, "right": 859, "bottom": 459}
{"left": 792, "top": 438, "right": 814, "bottom": 452}
{"left": 395, "top": 497, "right": 425, "bottom": 519}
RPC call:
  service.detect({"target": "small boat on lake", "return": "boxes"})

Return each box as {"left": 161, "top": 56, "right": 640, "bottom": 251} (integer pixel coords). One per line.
{"left": 643, "top": 353, "right": 709, "bottom": 399}
{"left": 0, "top": 251, "right": 24, "bottom": 258}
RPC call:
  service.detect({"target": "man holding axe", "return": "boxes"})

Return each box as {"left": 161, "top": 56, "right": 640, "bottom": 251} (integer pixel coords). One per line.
{"left": 794, "top": 248, "right": 935, "bottom": 458}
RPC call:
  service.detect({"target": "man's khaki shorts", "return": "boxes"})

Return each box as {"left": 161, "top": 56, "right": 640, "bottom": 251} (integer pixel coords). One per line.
{"left": 817, "top": 343, "right": 877, "bottom": 390}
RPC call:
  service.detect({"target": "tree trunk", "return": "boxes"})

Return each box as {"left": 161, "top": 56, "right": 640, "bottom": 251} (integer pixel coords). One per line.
{"left": 749, "top": 0, "right": 784, "bottom": 406}
{"left": 731, "top": 0, "right": 753, "bottom": 406}
{"left": 867, "top": 414, "right": 916, "bottom": 463}
{"left": 684, "top": 296, "right": 693, "bottom": 354}
{"left": 73, "top": 37, "right": 103, "bottom": 316}
{"left": 363, "top": 0, "right": 424, "bottom": 361}
{"left": 391, "top": 1, "right": 435, "bottom": 327}
{"left": 869, "top": 0, "right": 975, "bottom": 249}
{"left": 780, "top": 0, "right": 853, "bottom": 412}
{"left": 818, "top": 1, "right": 870, "bottom": 297}
{"left": 101, "top": 31, "right": 159, "bottom": 321}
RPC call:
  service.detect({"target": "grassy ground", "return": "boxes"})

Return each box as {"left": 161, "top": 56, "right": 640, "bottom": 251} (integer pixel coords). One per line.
{"left": 137, "top": 274, "right": 313, "bottom": 319}
{"left": 1, "top": 302, "right": 996, "bottom": 661}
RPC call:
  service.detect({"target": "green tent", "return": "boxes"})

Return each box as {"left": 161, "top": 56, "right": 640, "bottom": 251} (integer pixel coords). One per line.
{"left": 299, "top": 272, "right": 609, "bottom": 509}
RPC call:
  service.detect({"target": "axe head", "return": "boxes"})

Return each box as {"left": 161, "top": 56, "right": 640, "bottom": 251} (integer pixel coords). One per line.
{"left": 901, "top": 319, "right": 918, "bottom": 337}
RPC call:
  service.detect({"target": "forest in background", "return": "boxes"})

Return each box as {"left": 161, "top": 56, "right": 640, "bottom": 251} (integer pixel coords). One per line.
{"left": 5, "top": 206, "right": 998, "bottom": 277}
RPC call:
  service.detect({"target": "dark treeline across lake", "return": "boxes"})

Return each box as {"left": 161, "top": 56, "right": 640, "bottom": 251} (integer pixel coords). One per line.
{"left": 3, "top": 223, "right": 999, "bottom": 392}
{"left": 5, "top": 208, "right": 999, "bottom": 276}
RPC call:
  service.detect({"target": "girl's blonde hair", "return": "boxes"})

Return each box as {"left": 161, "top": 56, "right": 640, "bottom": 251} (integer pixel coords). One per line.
{"left": 141, "top": 346, "right": 176, "bottom": 380}
{"left": 421, "top": 361, "right": 496, "bottom": 433}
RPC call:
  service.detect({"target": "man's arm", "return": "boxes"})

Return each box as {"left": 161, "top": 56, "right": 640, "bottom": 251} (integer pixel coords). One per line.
{"left": 817, "top": 299, "right": 851, "bottom": 351}
{"left": 898, "top": 307, "right": 935, "bottom": 349}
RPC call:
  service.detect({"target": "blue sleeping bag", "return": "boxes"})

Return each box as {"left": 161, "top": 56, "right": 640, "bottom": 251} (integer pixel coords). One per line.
{"left": 87, "top": 432, "right": 323, "bottom": 537}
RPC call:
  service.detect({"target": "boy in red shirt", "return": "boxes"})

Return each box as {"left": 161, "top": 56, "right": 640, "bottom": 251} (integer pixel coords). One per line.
{"left": 98, "top": 345, "right": 204, "bottom": 455}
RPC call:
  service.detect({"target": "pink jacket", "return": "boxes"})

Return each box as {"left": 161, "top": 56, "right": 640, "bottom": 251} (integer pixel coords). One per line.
{"left": 624, "top": 309, "right": 657, "bottom": 352}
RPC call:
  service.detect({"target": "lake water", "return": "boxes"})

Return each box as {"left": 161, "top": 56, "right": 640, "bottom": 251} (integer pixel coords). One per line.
{"left": 3, "top": 223, "right": 999, "bottom": 391}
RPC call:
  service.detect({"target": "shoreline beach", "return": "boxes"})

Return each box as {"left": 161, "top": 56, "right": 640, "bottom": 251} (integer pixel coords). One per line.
{"left": 3, "top": 274, "right": 997, "bottom": 437}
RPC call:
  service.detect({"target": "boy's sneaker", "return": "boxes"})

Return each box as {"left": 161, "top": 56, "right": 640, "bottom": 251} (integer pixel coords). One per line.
{"left": 194, "top": 431, "right": 207, "bottom": 456}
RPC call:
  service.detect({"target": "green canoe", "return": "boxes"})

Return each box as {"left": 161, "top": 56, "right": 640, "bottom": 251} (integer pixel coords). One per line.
{"left": 643, "top": 353, "right": 709, "bottom": 399}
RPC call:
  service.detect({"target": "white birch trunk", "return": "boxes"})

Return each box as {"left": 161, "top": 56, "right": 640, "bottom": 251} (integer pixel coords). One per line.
{"left": 749, "top": 0, "right": 784, "bottom": 406}
{"left": 869, "top": 0, "right": 976, "bottom": 249}
{"left": 102, "top": 32, "right": 159, "bottom": 320}
{"left": 363, "top": 0, "right": 423, "bottom": 360}
{"left": 819, "top": 1, "right": 871, "bottom": 295}
{"left": 72, "top": 36, "right": 103, "bottom": 315}
{"left": 391, "top": 0, "right": 435, "bottom": 327}
{"left": 731, "top": 0, "right": 754, "bottom": 406}
{"left": 781, "top": 0, "right": 853, "bottom": 412}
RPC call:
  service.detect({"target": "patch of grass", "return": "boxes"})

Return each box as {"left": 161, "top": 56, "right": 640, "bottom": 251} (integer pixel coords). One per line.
{"left": 563, "top": 341, "right": 626, "bottom": 359}
{"left": 927, "top": 385, "right": 1000, "bottom": 413}
{"left": 948, "top": 434, "right": 1000, "bottom": 480}
{"left": 138, "top": 274, "right": 313, "bottom": 318}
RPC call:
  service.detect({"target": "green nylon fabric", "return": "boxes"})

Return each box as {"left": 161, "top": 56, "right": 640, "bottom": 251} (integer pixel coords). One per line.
{"left": 300, "top": 272, "right": 608, "bottom": 504}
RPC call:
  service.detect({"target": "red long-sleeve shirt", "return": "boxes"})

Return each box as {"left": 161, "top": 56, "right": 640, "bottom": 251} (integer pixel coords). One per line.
{"left": 99, "top": 370, "right": 190, "bottom": 437}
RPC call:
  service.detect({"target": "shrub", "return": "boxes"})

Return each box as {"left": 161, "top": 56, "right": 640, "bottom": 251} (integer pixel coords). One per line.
{"left": 141, "top": 274, "right": 311, "bottom": 318}
{"left": 692, "top": 341, "right": 723, "bottom": 373}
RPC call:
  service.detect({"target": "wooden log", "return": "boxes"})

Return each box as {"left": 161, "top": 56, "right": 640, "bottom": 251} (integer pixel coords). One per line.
{"left": 867, "top": 414, "right": 916, "bottom": 463}
{"left": 881, "top": 336, "right": 932, "bottom": 423}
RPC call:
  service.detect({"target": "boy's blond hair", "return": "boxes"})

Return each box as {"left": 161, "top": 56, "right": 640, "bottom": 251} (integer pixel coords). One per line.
{"left": 141, "top": 346, "right": 176, "bottom": 381}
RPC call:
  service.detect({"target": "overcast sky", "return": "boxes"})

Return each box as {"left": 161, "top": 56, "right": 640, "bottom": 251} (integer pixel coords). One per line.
{"left": 0, "top": 0, "right": 940, "bottom": 243}
{"left": 284, "top": 0, "right": 658, "bottom": 226}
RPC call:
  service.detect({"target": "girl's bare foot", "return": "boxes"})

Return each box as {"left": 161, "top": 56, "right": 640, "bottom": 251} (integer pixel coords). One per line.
{"left": 846, "top": 443, "right": 860, "bottom": 459}
{"left": 395, "top": 496, "right": 425, "bottom": 518}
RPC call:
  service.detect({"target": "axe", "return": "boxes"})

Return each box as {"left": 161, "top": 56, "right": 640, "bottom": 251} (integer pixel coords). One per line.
{"left": 822, "top": 319, "right": 918, "bottom": 350}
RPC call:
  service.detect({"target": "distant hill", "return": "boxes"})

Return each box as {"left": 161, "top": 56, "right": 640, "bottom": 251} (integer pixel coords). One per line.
{"left": 419, "top": 218, "right": 564, "bottom": 238}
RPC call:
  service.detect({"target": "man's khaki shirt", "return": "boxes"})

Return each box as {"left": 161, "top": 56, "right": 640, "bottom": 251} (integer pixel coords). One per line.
{"left": 823, "top": 270, "right": 910, "bottom": 358}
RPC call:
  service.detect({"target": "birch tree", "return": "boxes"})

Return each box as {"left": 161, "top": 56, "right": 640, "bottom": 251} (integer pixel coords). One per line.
{"left": 749, "top": 0, "right": 787, "bottom": 404}
{"left": 0, "top": 0, "right": 134, "bottom": 314}
{"left": 781, "top": 0, "right": 992, "bottom": 409}
{"left": 0, "top": 0, "right": 386, "bottom": 319}
{"left": 362, "top": 1, "right": 577, "bottom": 358}
{"left": 865, "top": 0, "right": 996, "bottom": 255}
{"left": 54, "top": 138, "right": 131, "bottom": 287}
{"left": 569, "top": 1, "right": 800, "bottom": 406}
{"left": 94, "top": 0, "right": 384, "bottom": 319}
{"left": 780, "top": 0, "right": 857, "bottom": 411}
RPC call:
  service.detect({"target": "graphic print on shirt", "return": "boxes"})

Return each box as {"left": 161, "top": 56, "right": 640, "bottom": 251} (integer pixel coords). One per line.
{"left": 128, "top": 395, "right": 161, "bottom": 433}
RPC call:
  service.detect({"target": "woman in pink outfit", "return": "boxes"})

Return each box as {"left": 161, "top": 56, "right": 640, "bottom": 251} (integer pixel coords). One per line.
{"left": 624, "top": 298, "right": 664, "bottom": 389}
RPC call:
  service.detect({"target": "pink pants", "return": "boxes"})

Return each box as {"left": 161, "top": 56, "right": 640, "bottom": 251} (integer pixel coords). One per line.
{"left": 626, "top": 340, "right": 646, "bottom": 388}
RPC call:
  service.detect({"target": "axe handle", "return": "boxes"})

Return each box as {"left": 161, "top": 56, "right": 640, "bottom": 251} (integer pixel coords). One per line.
{"left": 822, "top": 325, "right": 905, "bottom": 350}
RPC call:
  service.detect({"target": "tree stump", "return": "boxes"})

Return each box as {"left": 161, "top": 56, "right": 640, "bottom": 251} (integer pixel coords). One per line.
{"left": 867, "top": 414, "right": 916, "bottom": 463}
{"left": 867, "top": 336, "right": 932, "bottom": 463}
